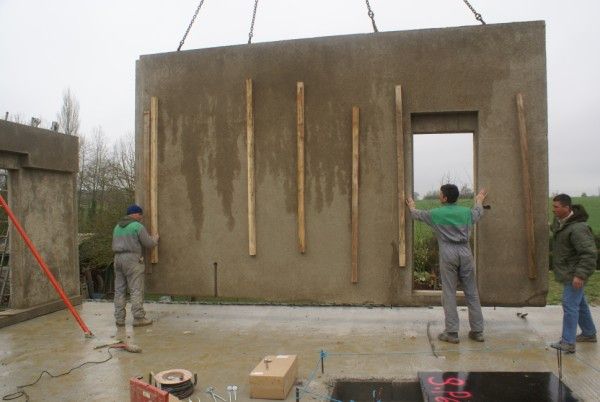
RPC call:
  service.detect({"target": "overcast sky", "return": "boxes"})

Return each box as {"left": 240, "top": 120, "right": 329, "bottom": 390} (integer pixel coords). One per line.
{"left": 1, "top": 0, "right": 598, "bottom": 196}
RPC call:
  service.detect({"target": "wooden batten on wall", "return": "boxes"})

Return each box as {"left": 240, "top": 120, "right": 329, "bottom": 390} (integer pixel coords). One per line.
{"left": 516, "top": 93, "right": 536, "bottom": 279}
{"left": 395, "top": 85, "right": 406, "bottom": 268}
{"left": 351, "top": 106, "right": 360, "bottom": 283}
{"left": 246, "top": 79, "right": 257, "bottom": 256}
{"left": 149, "top": 96, "right": 159, "bottom": 264}
{"left": 297, "top": 82, "right": 306, "bottom": 253}
{"left": 143, "top": 110, "right": 153, "bottom": 272}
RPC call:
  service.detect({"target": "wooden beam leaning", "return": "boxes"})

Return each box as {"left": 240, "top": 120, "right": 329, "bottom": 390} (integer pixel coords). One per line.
{"left": 143, "top": 110, "right": 153, "bottom": 272}
{"left": 149, "top": 97, "right": 159, "bottom": 264}
{"left": 246, "top": 79, "right": 257, "bottom": 256}
{"left": 516, "top": 93, "right": 536, "bottom": 279}
{"left": 297, "top": 82, "right": 306, "bottom": 253}
{"left": 395, "top": 85, "right": 406, "bottom": 268}
{"left": 351, "top": 106, "right": 360, "bottom": 283}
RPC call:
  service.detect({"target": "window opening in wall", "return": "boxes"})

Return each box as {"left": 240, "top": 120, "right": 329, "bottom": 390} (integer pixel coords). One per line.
{"left": 0, "top": 168, "right": 10, "bottom": 309}
{"left": 412, "top": 134, "right": 474, "bottom": 291}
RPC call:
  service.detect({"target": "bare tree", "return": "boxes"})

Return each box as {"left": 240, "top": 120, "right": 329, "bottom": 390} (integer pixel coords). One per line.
{"left": 79, "top": 126, "right": 110, "bottom": 223}
{"left": 57, "top": 88, "right": 80, "bottom": 136}
{"left": 78, "top": 133, "right": 89, "bottom": 208}
{"left": 110, "top": 134, "right": 135, "bottom": 196}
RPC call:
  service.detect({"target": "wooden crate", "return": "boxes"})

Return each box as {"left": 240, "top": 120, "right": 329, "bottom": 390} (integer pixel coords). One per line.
{"left": 249, "top": 355, "right": 298, "bottom": 399}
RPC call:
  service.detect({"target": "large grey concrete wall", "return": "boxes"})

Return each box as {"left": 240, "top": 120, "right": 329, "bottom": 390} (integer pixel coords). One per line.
{"left": 0, "top": 121, "right": 79, "bottom": 309}
{"left": 135, "top": 21, "right": 548, "bottom": 306}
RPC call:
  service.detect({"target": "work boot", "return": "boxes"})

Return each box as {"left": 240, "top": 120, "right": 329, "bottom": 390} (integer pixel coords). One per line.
{"left": 133, "top": 318, "right": 153, "bottom": 327}
{"left": 550, "top": 340, "right": 575, "bottom": 353}
{"left": 575, "top": 333, "right": 597, "bottom": 343}
{"left": 438, "top": 332, "right": 459, "bottom": 344}
{"left": 468, "top": 331, "right": 485, "bottom": 342}
{"left": 115, "top": 319, "right": 125, "bottom": 327}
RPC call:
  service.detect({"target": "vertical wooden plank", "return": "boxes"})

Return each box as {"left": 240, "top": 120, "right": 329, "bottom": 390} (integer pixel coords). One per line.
{"left": 351, "top": 106, "right": 360, "bottom": 284}
{"left": 149, "top": 97, "right": 159, "bottom": 264}
{"left": 296, "top": 82, "right": 306, "bottom": 253}
{"left": 516, "top": 93, "right": 536, "bottom": 279}
{"left": 143, "top": 110, "right": 152, "bottom": 273}
{"left": 395, "top": 85, "right": 406, "bottom": 268}
{"left": 246, "top": 79, "right": 257, "bottom": 256}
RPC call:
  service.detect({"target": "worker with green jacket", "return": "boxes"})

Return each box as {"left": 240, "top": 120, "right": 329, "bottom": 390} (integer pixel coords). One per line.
{"left": 550, "top": 194, "right": 597, "bottom": 353}
{"left": 407, "top": 184, "right": 488, "bottom": 344}
{"left": 112, "top": 204, "right": 158, "bottom": 327}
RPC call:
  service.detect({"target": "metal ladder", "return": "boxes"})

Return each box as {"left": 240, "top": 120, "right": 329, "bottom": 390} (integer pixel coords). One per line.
{"left": 0, "top": 222, "right": 8, "bottom": 306}
{"left": 0, "top": 169, "right": 9, "bottom": 306}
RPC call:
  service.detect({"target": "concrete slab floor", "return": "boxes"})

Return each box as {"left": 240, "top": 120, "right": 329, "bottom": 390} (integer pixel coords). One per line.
{"left": 0, "top": 302, "right": 599, "bottom": 401}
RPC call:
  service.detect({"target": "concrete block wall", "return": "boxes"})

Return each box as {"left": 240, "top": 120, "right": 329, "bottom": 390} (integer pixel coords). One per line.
{"left": 0, "top": 121, "right": 79, "bottom": 309}
{"left": 135, "top": 21, "right": 548, "bottom": 306}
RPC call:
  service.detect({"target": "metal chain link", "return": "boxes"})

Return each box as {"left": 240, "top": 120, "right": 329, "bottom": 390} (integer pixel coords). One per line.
{"left": 365, "top": 0, "right": 379, "bottom": 33}
{"left": 177, "top": 0, "right": 207, "bottom": 51}
{"left": 248, "top": 0, "right": 259, "bottom": 44}
{"left": 462, "top": 0, "right": 486, "bottom": 25}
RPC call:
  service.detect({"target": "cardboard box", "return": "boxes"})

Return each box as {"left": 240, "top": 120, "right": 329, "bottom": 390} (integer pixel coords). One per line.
{"left": 249, "top": 355, "right": 298, "bottom": 399}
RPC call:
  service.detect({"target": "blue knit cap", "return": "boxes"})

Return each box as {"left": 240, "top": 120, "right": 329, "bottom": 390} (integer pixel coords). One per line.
{"left": 126, "top": 204, "right": 143, "bottom": 215}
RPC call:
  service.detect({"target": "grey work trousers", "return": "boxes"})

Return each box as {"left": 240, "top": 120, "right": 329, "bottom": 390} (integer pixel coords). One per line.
{"left": 113, "top": 253, "right": 146, "bottom": 321}
{"left": 439, "top": 242, "right": 484, "bottom": 333}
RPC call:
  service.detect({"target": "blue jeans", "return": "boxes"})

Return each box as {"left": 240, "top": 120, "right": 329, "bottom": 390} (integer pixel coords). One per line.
{"left": 562, "top": 282, "right": 597, "bottom": 344}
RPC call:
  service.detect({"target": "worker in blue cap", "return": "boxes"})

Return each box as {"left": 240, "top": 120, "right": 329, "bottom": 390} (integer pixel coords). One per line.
{"left": 111, "top": 204, "right": 158, "bottom": 327}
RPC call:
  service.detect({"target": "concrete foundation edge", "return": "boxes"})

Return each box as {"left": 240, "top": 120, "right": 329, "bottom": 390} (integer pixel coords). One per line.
{"left": 0, "top": 295, "right": 82, "bottom": 329}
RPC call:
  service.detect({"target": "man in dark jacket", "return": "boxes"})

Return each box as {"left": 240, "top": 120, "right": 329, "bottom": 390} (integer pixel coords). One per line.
{"left": 112, "top": 204, "right": 158, "bottom": 327}
{"left": 550, "top": 194, "right": 597, "bottom": 353}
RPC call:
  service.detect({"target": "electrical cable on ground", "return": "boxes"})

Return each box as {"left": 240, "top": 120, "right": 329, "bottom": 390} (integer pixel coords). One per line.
{"left": 158, "top": 379, "right": 195, "bottom": 399}
{"left": 2, "top": 347, "right": 118, "bottom": 402}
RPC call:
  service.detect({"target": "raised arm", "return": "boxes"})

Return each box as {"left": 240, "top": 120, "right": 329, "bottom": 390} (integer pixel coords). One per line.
{"left": 471, "top": 188, "right": 487, "bottom": 224}
{"left": 138, "top": 225, "right": 159, "bottom": 249}
{"left": 406, "top": 197, "right": 433, "bottom": 225}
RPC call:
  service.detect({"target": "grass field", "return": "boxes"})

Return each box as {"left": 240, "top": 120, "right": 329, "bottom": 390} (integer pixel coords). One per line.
{"left": 547, "top": 274, "right": 600, "bottom": 306}
{"left": 415, "top": 195, "right": 600, "bottom": 234}
{"left": 413, "top": 196, "right": 600, "bottom": 245}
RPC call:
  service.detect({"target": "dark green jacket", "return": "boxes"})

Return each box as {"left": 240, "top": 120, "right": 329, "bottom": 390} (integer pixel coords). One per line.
{"left": 551, "top": 205, "right": 597, "bottom": 283}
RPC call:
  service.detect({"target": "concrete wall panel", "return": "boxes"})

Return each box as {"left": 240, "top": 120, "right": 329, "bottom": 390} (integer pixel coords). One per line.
{"left": 0, "top": 121, "right": 79, "bottom": 309}
{"left": 136, "top": 22, "right": 548, "bottom": 306}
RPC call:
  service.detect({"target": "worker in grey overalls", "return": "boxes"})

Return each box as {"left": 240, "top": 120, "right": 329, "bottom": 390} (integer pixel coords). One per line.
{"left": 407, "top": 184, "right": 488, "bottom": 343}
{"left": 111, "top": 204, "right": 158, "bottom": 327}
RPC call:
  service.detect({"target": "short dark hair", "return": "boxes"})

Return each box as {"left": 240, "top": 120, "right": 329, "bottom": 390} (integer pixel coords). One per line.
{"left": 553, "top": 193, "right": 572, "bottom": 207}
{"left": 440, "top": 184, "right": 459, "bottom": 204}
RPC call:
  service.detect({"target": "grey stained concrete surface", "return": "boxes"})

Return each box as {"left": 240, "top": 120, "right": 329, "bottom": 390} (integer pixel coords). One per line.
{"left": 135, "top": 21, "right": 549, "bottom": 306}
{"left": 1, "top": 302, "right": 599, "bottom": 401}
{"left": 0, "top": 120, "right": 79, "bottom": 310}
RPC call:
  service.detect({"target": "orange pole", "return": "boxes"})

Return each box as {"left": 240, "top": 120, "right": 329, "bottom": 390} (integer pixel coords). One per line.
{"left": 0, "top": 194, "right": 93, "bottom": 337}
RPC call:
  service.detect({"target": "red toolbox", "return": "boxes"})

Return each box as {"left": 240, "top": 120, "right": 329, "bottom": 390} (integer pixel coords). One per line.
{"left": 130, "top": 377, "right": 177, "bottom": 402}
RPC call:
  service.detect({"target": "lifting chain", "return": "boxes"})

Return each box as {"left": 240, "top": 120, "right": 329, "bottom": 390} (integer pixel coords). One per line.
{"left": 247, "top": 0, "right": 260, "bottom": 44}
{"left": 365, "top": 0, "right": 379, "bottom": 33}
{"left": 462, "top": 0, "right": 486, "bottom": 25}
{"left": 177, "top": 0, "right": 207, "bottom": 51}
